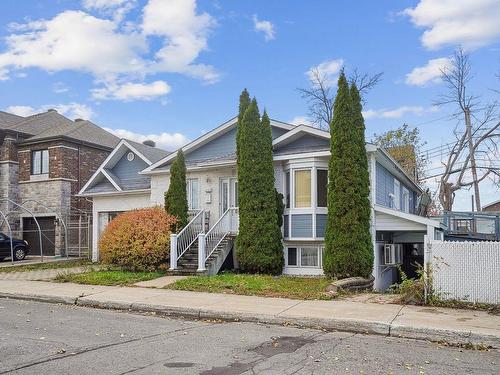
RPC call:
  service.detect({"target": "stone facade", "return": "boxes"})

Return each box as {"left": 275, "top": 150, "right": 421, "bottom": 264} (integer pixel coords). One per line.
{"left": 1, "top": 136, "right": 112, "bottom": 255}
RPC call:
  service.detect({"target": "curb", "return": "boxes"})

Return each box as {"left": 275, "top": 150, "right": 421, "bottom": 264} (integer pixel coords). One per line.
{"left": 1, "top": 293, "right": 498, "bottom": 348}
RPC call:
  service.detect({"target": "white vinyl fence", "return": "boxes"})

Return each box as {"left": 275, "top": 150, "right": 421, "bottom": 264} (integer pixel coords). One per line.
{"left": 424, "top": 238, "right": 500, "bottom": 304}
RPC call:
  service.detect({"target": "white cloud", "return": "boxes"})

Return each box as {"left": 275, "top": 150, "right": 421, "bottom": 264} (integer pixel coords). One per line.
{"left": 289, "top": 116, "right": 312, "bottom": 126}
{"left": 0, "top": 68, "right": 8, "bottom": 81}
{"left": 143, "top": 0, "right": 219, "bottom": 83}
{"left": 363, "top": 105, "right": 438, "bottom": 119}
{"left": 0, "top": 10, "right": 146, "bottom": 78}
{"left": 103, "top": 127, "right": 189, "bottom": 151}
{"left": 306, "top": 59, "right": 344, "bottom": 87}
{"left": 252, "top": 15, "right": 275, "bottom": 41}
{"left": 5, "top": 105, "right": 37, "bottom": 117}
{"left": 5, "top": 103, "right": 95, "bottom": 120}
{"left": 92, "top": 80, "right": 171, "bottom": 101}
{"left": 53, "top": 81, "right": 69, "bottom": 93}
{"left": 403, "top": 0, "right": 500, "bottom": 50}
{"left": 0, "top": 1, "right": 219, "bottom": 100}
{"left": 405, "top": 57, "right": 452, "bottom": 86}
{"left": 82, "top": 0, "right": 136, "bottom": 21}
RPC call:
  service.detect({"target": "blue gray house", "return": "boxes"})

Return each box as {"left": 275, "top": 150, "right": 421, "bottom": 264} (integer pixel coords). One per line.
{"left": 80, "top": 117, "right": 442, "bottom": 290}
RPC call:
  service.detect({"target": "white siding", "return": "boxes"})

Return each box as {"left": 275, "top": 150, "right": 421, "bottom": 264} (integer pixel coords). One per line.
{"left": 150, "top": 167, "right": 237, "bottom": 224}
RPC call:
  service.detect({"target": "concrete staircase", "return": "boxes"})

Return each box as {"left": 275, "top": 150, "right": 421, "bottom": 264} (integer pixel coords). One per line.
{"left": 167, "top": 235, "right": 235, "bottom": 276}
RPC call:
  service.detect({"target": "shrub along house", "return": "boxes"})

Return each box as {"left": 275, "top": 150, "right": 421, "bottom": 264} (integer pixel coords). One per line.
{"left": 80, "top": 116, "right": 442, "bottom": 290}
{"left": 0, "top": 109, "right": 119, "bottom": 257}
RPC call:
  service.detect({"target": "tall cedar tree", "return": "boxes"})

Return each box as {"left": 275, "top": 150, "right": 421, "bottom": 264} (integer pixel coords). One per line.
{"left": 236, "top": 99, "right": 284, "bottom": 274}
{"left": 323, "top": 74, "right": 374, "bottom": 278}
{"left": 164, "top": 150, "right": 188, "bottom": 232}
{"left": 236, "top": 88, "right": 250, "bottom": 175}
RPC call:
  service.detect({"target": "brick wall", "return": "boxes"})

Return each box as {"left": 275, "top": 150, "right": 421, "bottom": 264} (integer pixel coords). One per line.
{"left": 15, "top": 140, "right": 111, "bottom": 214}
{"left": 484, "top": 201, "right": 500, "bottom": 212}
{"left": 0, "top": 136, "right": 19, "bottom": 162}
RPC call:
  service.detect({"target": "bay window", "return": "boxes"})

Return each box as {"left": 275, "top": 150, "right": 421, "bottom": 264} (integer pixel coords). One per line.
{"left": 316, "top": 169, "right": 328, "bottom": 207}
{"left": 294, "top": 170, "right": 311, "bottom": 207}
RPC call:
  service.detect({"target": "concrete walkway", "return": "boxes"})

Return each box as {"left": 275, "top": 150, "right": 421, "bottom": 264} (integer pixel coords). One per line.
{"left": 0, "top": 266, "right": 93, "bottom": 281}
{"left": 0, "top": 280, "right": 498, "bottom": 348}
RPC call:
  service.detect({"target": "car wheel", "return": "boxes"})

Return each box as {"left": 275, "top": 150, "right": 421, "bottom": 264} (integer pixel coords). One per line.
{"left": 14, "top": 247, "right": 26, "bottom": 261}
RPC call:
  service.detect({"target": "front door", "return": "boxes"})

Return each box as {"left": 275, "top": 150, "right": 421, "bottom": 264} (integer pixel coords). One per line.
{"left": 220, "top": 178, "right": 238, "bottom": 215}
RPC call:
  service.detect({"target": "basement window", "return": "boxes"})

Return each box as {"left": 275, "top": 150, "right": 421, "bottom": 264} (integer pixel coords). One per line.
{"left": 31, "top": 149, "right": 49, "bottom": 175}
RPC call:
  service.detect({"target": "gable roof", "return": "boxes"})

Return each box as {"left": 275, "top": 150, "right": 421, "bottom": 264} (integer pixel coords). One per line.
{"left": 125, "top": 139, "right": 171, "bottom": 163}
{"left": 142, "top": 116, "right": 295, "bottom": 174}
{"left": 79, "top": 138, "right": 169, "bottom": 196}
{"left": 0, "top": 110, "right": 120, "bottom": 150}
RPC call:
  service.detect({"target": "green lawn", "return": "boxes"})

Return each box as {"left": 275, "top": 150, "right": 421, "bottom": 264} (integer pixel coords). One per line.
{"left": 166, "top": 273, "right": 332, "bottom": 300}
{"left": 0, "top": 259, "right": 91, "bottom": 273}
{"left": 54, "top": 269, "right": 166, "bottom": 286}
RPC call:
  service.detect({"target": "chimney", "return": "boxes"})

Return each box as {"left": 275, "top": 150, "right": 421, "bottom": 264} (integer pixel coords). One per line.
{"left": 142, "top": 140, "right": 156, "bottom": 147}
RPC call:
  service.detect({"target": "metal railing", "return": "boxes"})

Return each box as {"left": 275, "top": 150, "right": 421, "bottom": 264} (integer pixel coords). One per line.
{"left": 198, "top": 208, "right": 238, "bottom": 271}
{"left": 440, "top": 211, "right": 500, "bottom": 241}
{"left": 169, "top": 209, "right": 205, "bottom": 270}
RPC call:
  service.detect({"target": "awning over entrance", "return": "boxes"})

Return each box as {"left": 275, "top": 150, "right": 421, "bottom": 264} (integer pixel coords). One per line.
{"left": 374, "top": 205, "right": 442, "bottom": 239}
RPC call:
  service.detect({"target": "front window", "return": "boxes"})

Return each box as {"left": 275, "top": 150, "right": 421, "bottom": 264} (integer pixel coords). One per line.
{"left": 187, "top": 179, "right": 200, "bottom": 210}
{"left": 317, "top": 169, "right": 328, "bottom": 208}
{"left": 294, "top": 170, "right": 311, "bottom": 208}
{"left": 285, "top": 246, "right": 322, "bottom": 268}
{"left": 31, "top": 149, "right": 49, "bottom": 175}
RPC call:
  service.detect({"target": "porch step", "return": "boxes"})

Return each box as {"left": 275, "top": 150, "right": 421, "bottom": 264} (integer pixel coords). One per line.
{"left": 169, "top": 236, "right": 234, "bottom": 276}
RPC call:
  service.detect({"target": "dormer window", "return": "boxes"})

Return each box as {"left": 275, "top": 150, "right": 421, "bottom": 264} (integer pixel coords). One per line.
{"left": 31, "top": 149, "right": 49, "bottom": 175}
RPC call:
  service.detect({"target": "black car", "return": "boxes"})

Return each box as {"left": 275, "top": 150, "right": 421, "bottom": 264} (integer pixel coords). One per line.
{"left": 0, "top": 232, "right": 30, "bottom": 261}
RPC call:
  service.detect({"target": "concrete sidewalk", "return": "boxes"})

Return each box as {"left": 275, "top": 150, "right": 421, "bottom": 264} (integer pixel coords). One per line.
{"left": 0, "top": 280, "right": 498, "bottom": 348}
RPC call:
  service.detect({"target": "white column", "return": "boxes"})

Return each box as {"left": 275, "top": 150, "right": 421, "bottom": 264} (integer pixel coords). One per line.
{"left": 197, "top": 233, "right": 206, "bottom": 272}
{"left": 169, "top": 234, "right": 178, "bottom": 270}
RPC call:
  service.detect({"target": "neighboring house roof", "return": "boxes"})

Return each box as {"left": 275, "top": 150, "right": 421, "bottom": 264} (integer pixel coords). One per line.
{"left": 0, "top": 111, "right": 24, "bottom": 128}
{"left": 0, "top": 109, "right": 120, "bottom": 150}
{"left": 79, "top": 138, "right": 169, "bottom": 196}
{"left": 483, "top": 199, "right": 500, "bottom": 211}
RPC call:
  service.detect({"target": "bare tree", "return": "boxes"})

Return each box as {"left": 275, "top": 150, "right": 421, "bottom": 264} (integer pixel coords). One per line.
{"left": 437, "top": 48, "right": 500, "bottom": 211}
{"left": 298, "top": 67, "right": 383, "bottom": 129}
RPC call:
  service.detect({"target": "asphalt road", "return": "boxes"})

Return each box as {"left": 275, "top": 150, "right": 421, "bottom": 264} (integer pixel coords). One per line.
{"left": 0, "top": 299, "right": 498, "bottom": 375}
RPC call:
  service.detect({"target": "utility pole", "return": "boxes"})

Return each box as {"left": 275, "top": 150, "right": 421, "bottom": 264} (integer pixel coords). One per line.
{"left": 465, "top": 107, "right": 481, "bottom": 212}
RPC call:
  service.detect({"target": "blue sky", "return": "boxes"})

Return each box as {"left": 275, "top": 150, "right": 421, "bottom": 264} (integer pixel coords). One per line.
{"left": 0, "top": 0, "right": 499, "bottom": 210}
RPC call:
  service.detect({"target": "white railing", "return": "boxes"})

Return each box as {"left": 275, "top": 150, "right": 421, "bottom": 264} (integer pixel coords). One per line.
{"left": 170, "top": 209, "right": 205, "bottom": 270}
{"left": 198, "top": 208, "right": 238, "bottom": 272}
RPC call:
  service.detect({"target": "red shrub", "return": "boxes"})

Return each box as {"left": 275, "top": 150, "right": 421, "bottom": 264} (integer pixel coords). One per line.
{"left": 99, "top": 207, "right": 176, "bottom": 271}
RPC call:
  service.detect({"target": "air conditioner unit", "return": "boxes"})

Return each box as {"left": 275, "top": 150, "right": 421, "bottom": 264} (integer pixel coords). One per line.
{"left": 384, "top": 244, "right": 402, "bottom": 265}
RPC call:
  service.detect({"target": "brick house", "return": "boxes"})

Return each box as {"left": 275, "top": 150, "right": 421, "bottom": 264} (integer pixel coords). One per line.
{"left": 0, "top": 109, "right": 119, "bottom": 257}
{"left": 483, "top": 199, "right": 500, "bottom": 213}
